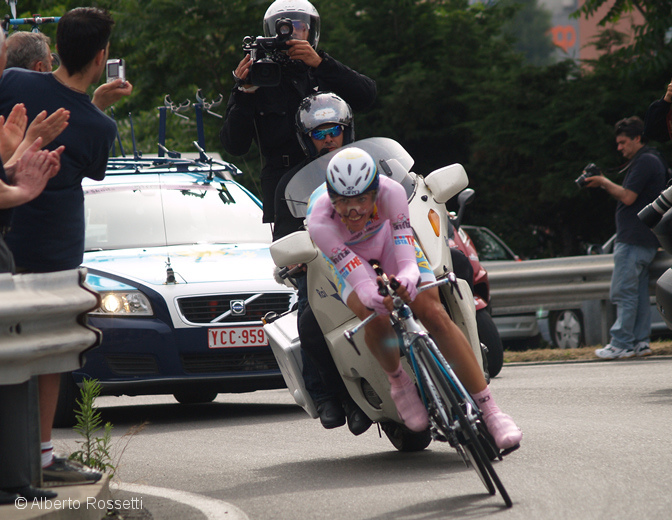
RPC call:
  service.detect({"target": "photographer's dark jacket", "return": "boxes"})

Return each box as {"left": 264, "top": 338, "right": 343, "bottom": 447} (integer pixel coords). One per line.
{"left": 644, "top": 98, "right": 672, "bottom": 143}
{"left": 219, "top": 51, "right": 376, "bottom": 223}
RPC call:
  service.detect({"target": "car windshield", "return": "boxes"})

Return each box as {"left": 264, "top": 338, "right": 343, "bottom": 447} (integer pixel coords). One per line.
{"left": 84, "top": 180, "right": 271, "bottom": 250}
{"left": 465, "top": 227, "right": 516, "bottom": 261}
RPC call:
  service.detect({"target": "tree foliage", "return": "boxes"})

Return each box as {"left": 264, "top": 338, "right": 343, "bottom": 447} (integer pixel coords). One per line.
{"left": 10, "top": 0, "right": 672, "bottom": 257}
{"left": 574, "top": 0, "right": 672, "bottom": 76}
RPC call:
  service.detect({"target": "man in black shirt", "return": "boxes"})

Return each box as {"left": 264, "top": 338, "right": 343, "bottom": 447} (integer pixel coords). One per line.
{"left": 584, "top": 117, "right": 667, "bottom": 359}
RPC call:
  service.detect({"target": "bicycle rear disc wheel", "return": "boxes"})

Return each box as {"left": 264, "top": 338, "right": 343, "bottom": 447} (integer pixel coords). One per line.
{"left": 416, "top": 340, "right": 513, "bottom": 507}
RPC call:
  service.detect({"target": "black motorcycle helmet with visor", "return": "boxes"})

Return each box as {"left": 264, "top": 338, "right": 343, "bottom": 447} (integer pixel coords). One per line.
{"left": 263, "top": 0, "right": 320, "bottom": 49}
{"left": 296, "top": 92, "right": 354, "bottom": 158}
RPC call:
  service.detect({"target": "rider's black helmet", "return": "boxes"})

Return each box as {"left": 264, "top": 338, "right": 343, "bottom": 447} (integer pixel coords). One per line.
{"left": 263, "top": 0, "right": 320, "bottom": 50}
{"left": 295, "top": 92, "right": 354, "bottom": 158}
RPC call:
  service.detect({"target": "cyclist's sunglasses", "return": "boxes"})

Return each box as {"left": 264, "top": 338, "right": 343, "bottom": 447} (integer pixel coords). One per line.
{"left": 310, "top": 125, "right": 343, "bottom": 140}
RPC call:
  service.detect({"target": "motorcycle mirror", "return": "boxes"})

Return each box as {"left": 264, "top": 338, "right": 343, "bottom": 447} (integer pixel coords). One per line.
{"left": 454, "top": 188, "right": 476, "bottom": 230}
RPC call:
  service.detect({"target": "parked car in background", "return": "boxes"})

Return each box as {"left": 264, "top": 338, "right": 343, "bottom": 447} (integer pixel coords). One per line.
{"left": 461, "top": 225, "right": 542, "bottom": 348}
{"left": 54, "top": 97, "right": 296, "bottom": 426}
{"left": 461, "top": 225, "right": 521, "bottom": 262}
{"left": 473, "top": 227, "right": 672, "bottom": 350}
{"left": 547, "top": 235, "right": 672, "bottom": 349}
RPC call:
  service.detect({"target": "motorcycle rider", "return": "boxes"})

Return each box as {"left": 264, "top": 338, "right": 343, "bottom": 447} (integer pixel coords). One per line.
{"left": 274, "top": 92, "right": 372, "bottom": 435}
{"left": 305, "top": 147, "right": 523, "bottom": 451}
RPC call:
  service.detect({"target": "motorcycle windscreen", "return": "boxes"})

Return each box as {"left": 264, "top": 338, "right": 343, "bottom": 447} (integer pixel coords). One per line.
{"left": 284, "top": 137, "right": 414, "bottom": 219}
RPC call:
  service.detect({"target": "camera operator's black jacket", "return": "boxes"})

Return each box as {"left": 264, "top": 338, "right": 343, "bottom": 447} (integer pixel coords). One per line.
{"left": 219, "top": 50, "right": 376, "bottom": 223}
{"left": 644, "top": 97, "right": 671, "bottom": 143}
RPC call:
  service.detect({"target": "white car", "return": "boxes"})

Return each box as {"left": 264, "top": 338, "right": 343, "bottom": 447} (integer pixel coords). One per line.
{"left": 54, "top": 155, "right": 296, "bottom": 426}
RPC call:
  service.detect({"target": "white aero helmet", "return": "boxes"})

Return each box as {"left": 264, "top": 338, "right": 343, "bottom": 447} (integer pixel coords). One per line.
{"left": 263, "top": 0, "right": 320, "bottom": 49}
{"left": 326, "top": 148, "right": 379, "bottom": 199}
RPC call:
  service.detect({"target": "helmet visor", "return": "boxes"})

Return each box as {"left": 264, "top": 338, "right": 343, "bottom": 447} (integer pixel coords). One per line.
{"left": 264, "top": 12, "right": 320, "bottom": 48}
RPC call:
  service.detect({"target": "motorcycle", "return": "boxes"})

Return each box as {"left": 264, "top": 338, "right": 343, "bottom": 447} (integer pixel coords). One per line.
{"left": 264, "top": 137, "right": 487, "bottom": 451}
{"left": 448, "top": 189, "right": 504, "bottom": 377}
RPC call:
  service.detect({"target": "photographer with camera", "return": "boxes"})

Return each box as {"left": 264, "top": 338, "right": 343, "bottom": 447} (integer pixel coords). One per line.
{"left": 643, "top": 78, "right": 672, "bottom": 143}
{"left": 580, "top": 116, "right": 667, "bottom": 359}
{"left": 219, "top": 0, "right": 376, "bottom": 225}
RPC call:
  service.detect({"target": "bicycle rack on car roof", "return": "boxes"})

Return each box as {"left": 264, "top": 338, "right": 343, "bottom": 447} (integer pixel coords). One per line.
{"left": 107, "top": 89, "right": 241, "bottom": 181}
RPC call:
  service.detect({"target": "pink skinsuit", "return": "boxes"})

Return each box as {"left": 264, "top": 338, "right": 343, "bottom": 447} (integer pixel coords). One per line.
{"left": 306, "top": 175, "right": 432, "bottom": 312}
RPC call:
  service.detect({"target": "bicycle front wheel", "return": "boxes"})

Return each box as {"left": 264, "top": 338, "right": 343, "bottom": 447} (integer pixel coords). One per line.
{"left": 414, "top": 338, "right": 512, "bottom": 507}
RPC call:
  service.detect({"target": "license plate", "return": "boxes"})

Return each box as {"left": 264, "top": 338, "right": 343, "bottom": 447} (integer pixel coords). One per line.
{"left": 208, "top": 326, "right": 267, "bottom": 348}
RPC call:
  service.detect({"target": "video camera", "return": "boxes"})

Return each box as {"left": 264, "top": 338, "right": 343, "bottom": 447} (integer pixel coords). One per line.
{"left": 242, "top": 18, "right": 294, "bottom": 88}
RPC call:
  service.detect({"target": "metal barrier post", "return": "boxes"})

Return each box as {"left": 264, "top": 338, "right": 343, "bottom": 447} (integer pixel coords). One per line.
{"left": 0, "top": 268, "right": 101, "bottom": 493}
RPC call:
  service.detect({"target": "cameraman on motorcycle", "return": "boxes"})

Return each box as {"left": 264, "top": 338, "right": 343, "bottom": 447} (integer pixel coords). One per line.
{"left": 274, "top": 92, "right": 373, "bottom": 435}
{"left": 220, "top": 0, "right": 376, "bottom": 225}
{"left": 305, "top": 148, "right": 523, "bottom": 451}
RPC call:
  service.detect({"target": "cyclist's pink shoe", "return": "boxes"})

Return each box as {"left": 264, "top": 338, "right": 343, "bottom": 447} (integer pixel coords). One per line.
{"left": 483, "top": 412, "right": 522, "bottom": 450}
{"left": 390, "top": 378, "right": 429, "bottom": 432}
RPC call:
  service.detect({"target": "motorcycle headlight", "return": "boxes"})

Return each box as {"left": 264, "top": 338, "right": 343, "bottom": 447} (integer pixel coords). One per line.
{"left": 86, "top": 274, "right": 154, "bottom": 316}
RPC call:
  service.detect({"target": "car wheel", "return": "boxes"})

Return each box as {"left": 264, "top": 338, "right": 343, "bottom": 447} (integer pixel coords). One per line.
{"left": 53, "top": 372, "right": 79, "bottom": 428}
{"left": 552, "top": 310, "right": 583, "bottom": 349}
{"left": 173, "top": 390, "right": 218, "bottom": 405}
{"left": 476, "top": 309, "right": 504, "bottom": 378}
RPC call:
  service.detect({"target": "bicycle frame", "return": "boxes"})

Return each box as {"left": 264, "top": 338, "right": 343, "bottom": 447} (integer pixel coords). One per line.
{"left": 342, "top": 274, "right": 513, "bottom": 507}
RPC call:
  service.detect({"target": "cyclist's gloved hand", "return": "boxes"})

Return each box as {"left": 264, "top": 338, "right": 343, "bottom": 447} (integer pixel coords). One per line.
{"left": 358, "top": 283, "right": 389, "bottom": 315}
{"left": 394, "top": 268, "right": 420, "bottom": 301}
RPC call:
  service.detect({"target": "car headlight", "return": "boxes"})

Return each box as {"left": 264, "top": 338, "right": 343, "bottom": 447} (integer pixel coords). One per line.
{"left": 93, "top": 291, "right": 153, "bottom": 316}
{"left": 86, "top": 274, "right": 154, "bottom": 316}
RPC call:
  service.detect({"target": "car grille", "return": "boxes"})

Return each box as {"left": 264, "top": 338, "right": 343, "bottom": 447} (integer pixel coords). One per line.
{"left": 181, "top": 352, "right": 279, "bottom": 374}
{"left": 106, "top": 355, "right": 159, "bottom": 375}
{"left": 177, "top": 293, "right": 292, "bottom": 325}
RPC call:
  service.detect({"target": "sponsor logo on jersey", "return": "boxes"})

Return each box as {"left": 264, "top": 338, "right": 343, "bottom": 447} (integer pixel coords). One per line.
{"left": 339, "top": 256, "right": 362, "bottom": 277}
{"left": 394, "top": 235, "right": 416, "bottom": 246}
{"left": 329, "top": 247, "right": 351, "bottom": 264}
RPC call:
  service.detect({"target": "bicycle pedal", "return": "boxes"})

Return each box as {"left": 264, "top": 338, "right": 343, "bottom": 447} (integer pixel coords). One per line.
{"left": 499, "top": 443, "right": 520, "bottom": 457}
{"left": 431, "top": 430, "right": 448, "bottom": 443}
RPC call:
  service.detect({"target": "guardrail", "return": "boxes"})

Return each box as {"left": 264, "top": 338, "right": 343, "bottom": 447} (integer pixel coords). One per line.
{"left": 485, "top": 251, "right": 672, "bottom": 316}
{"left": 483, "top": 250, "right": 672, "bottom": 345}
{"left": 0, "top": 268, "right": 102, "bottom": 385}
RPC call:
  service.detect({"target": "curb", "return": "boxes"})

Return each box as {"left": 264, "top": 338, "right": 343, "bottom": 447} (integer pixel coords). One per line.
{"left": 504, "top": 354, "right": 672, "bottom": 367}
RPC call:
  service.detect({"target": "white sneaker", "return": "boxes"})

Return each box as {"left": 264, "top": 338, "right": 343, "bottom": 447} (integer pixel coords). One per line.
{"left": 595, "top": 344, "right": 635, "bottom": 360}
{"left": 634, "top": 342, "right": 653, "bottom": 357}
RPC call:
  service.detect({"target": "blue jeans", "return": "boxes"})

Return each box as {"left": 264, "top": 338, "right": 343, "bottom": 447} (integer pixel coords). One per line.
{"left": 609, "top": 242, "right": 657, "bottom": 350}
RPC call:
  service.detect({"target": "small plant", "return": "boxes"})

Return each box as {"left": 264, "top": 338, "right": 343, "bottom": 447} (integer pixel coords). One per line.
{"left": 69, "top": 378, "right": 115, "bottom": 476}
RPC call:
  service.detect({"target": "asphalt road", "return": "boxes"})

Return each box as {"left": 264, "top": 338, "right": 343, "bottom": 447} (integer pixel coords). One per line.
{"left": 52, "top": 358, "right": 672, "bottom": 520}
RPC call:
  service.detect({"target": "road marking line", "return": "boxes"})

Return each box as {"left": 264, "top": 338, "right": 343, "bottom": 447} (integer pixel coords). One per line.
{"left": 113, "top": 482, "right": 249, "bottom": 520}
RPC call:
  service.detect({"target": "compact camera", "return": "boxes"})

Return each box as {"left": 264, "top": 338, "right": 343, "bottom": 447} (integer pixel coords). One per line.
{"left": 242, "top": 18, "right": 294, "bottom": 87}
{"left": 575, "top": 163, "right": 601, "bottom": 188}
{"left": 106, "top": 58, "right": 126, "bottom": 84}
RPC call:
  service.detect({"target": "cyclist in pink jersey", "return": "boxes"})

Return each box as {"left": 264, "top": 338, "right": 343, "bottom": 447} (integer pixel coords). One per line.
{"left": 306, "top": 147, "right": 522, "bottom": 452}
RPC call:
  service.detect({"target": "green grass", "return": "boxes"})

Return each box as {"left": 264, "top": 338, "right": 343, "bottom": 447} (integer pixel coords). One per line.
{"left": 503, "top": 340, "right": 672, "bottom": 364}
